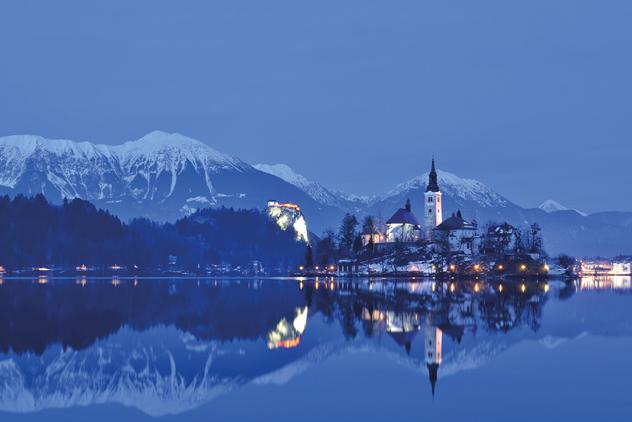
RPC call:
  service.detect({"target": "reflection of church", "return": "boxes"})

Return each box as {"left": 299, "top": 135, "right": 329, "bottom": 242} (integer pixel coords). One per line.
{"left": 424, "top": 316, "right": 442, "bottom": 397}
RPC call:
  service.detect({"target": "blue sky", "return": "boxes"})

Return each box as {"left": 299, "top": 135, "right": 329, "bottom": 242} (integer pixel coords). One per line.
{"left": 1, "top": 1, "right": 631, "bottom": 212}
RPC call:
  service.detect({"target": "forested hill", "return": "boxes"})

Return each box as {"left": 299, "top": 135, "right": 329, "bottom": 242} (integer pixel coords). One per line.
{"left": 0, "top": 194, "right": 303, "bottom": 270}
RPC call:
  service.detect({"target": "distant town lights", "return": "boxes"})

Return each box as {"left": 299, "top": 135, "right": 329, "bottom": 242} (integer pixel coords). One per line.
{"left": 519, "top": 264, "right": 527, "bottom": 272}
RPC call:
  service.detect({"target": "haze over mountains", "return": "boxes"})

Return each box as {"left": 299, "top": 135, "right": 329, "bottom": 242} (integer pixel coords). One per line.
{"left": 0, "top": 131, "right": 630, "bottom": 256}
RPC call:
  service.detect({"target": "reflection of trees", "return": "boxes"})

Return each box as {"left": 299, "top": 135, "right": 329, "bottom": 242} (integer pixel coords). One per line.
{"left": 0, "top": 280, "right": 305, "bottom": 355}
{"left": 0, "top": 277, "right": 566, "bottom": 356}
{"left": 307, "top": 280, "right": 553, "bottom": 343}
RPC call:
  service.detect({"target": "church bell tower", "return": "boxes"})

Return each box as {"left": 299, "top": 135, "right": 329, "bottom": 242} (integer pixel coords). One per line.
{"left": 424, "top": 158, "right": 442, "bottom": 239}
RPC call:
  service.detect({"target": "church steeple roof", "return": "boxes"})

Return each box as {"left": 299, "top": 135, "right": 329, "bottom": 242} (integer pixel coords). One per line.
{"left": 426, "top": 158, "right": 440, "bottom": 192}
{"left": 427, "top": 362, "right": 439, "bottom": 397}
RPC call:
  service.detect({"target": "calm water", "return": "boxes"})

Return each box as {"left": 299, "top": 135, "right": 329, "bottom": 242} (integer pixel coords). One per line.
{"left": 0, "top": 276, "right": 631, "bottom": 421}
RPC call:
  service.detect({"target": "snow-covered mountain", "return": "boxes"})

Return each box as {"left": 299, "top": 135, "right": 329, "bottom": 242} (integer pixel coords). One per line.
{"left": 539, "top": 199, "right": 588, "bottom": 217}
{"left": 367, "top": 169, "right": 520, "bottom": 226}
{"left": 384, "top": 170, "right": 510, "bottom": 208}
{"left": 0, "top": 132, "right": 630, "bottom": 255}
{"left": 254, "top": 163, "right": 372, "bottom": 212}
{"left": 0, "top": 132, "right": 347, "bottom": 232}
{"left": 367, "top": 170, "right": 632, "bottom": 256}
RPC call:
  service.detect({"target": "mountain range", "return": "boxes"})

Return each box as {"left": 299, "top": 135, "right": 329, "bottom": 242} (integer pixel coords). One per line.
{"left": 0, "top": 131, "right": 630, "bottom": 256}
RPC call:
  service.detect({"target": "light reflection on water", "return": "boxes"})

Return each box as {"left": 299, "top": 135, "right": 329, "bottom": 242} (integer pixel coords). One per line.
{"left": 577, "top": 275, "right": 631, "bottom": 290}
{"left": 0, "top": 276, "right": 630, "bottom": 421}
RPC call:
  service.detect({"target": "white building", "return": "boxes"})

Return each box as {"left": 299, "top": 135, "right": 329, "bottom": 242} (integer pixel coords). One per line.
{"left": 385, "top": 203, "right": 422, "bottom": 243}
{"left": 424, "top": 159, "right": 443, "bottom": 240}
{"left": 434, "top": 210, "right": 479, "bottom": 255}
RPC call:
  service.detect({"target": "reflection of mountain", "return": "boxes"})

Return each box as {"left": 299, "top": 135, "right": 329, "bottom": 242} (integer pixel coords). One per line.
{"left": 0, "top": 277, "right": 630, "bottom": 416}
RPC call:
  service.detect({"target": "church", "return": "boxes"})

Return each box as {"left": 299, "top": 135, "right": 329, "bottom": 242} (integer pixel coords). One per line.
{"left": 380, "top": 159, "right": 479, "bottom": 255}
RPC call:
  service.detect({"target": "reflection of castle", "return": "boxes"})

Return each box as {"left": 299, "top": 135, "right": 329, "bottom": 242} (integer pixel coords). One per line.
{"left": 267, "top": 306, "right": 309, "bottom": 349}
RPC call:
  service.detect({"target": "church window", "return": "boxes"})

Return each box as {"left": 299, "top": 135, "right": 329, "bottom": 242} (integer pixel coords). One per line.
{"left": 428, "top": 197, "right": 433, "bottom": 203}
{"left": 428, "top": 209, "right": 432, "bottom": 214}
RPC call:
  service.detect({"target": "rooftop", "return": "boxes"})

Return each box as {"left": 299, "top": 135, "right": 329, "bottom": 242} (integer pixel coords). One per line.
{"left": 386, "top": 208, "right": 421, "bottom": 226}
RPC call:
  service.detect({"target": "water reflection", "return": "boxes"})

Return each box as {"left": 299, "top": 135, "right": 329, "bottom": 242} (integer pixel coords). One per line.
{"left": 0, "top": 276, "right": 629, "bottom": 417}
{"left": 578, "top": 275, "right": 631, "bottom": 291}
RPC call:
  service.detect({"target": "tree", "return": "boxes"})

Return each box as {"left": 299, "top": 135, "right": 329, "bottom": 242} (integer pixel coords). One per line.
{"left": 557, "top": 254, "right": 575, "bottom": 269}
{"left": 514, "top": 230, "right": 525, "bottom": 254}
{"left": 361, "top": 216, "right": 377, "bottom": 236}
{"left": 316, "top": 229, "right": 337, "bottom": 266}
{"left": 526, "top": 223, "right": 543, "bottom": 254}
{"left": 353, "top": 235, "right": 363, "bottom": 255}
{"left": 338, "top": 213, "right": 358, "bottom": 258}
{"left": 367, "top": 235, "right": 375, "bottom": 256}
{"left": 305, "top": 244, "right": 314, "bottom": 268}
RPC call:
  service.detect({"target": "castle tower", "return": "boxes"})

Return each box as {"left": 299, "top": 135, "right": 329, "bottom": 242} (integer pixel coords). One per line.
{"left": 424, "top": 158, "right": 443, "bottom": 239}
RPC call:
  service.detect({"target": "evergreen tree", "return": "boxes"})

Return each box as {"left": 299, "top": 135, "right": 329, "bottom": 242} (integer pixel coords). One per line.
{"left": 338, "top": 214, "right": 358, "bottom": 257}
{"left": 353, "top": 235, "right": 363, "bottom": 255}
{"left": 527, "top": 223, "right": 543, "bottom": 253}
{"left": 316, "top": 229, "right": 337, "bottom": 266}
{"left": 362, "top": 216, "right": 377, "bottom": 236}
{"left": 305, "top": 244, "right": 314, "bottom": 268}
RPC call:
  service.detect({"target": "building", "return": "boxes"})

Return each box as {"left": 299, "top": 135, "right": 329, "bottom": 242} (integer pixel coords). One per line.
{"left": 424, "top": 159, "right": 443, "bottom": 240}
{"left": 435, "top": 210, "right": 479, "bottom": 255}
{"left": 580, "top": 260, "right": 632, "bottom": 275}
{"left": 361, "top": 232, "right": 386, "bottom": 247}
{"left": 386, "top": 202, "right": 422, "bottom": 243}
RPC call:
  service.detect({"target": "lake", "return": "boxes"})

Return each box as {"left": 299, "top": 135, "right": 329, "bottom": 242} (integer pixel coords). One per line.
{"left": 0, "top": 276, "right": 630, "bottom": 421}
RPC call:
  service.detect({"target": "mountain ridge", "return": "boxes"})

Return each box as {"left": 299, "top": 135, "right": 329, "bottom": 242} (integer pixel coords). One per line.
{"left": 0, "top": 131, "right": 631, "bottom": 255}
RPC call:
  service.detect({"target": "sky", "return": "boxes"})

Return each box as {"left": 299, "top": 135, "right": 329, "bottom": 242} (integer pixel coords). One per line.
{"left": 1, "top": 0, "right": 631, "bottom": 212}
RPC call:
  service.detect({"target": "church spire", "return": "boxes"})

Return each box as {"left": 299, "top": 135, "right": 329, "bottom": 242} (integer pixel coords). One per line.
{"left": 426, "top": 158, "right": 440, "bottom": 192}
{"left": 427, "top": 363, "right": 439, "bottom": 397}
